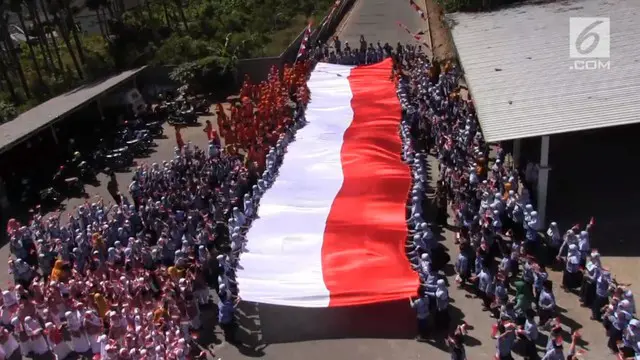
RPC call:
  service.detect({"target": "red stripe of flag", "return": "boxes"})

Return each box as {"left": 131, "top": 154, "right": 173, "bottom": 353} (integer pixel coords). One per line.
{"left": 321, "top": 59, "right": 419, "bottom": 306}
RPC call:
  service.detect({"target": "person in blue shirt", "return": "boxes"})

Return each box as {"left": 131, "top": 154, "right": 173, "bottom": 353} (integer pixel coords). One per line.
{"left": 533, "top": 263, "right": 548, "bottom": 306}
{"left": 606, "top": 309, "right": 630, "bottom": 353}
{"left": 409, "top": 295, "right": 430, "bottom": 341}
{"left": 619, "top": 319, "right": 640, "bottom": 359}
{"left": 476, "top": 264, "right": 493, "bottom": 310}
{"left": 218, "top": 285, "right": 241, "bottom": 344}
{"left": 426, "top": 279, "right": 449, "bottom": 329}
{"left": 517, "top": 309, "right": 539, "bottom": 359}
{"left": 455, "top": 243, "right": 470, "bottom": 288}
{"left": 537, "top": 280, "right": 556, "bottom": 327}
{"left": 495, "top": 322, "right": 516, "bottom": 360}
{"left": 579, "top": 251, "right": 601, "bottom": 307}
{"left": 561, "top": 244, "right": 581, "bottom": 291}
{"left": 592, "top": 269, "right": 612, "bottom": 321}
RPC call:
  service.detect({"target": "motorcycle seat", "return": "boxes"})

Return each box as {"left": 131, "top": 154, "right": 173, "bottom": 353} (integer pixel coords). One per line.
{"left": 65, "top": 177, "right": 79, "bottom": 183}
{"left": 112, "top": 147, "right": 128, "bottom": 153}
{"left": 126, "top": 139, "right": 140, "bottom": 146}
{"left": 78, "top": 161, "right": 87, "bottom": 167}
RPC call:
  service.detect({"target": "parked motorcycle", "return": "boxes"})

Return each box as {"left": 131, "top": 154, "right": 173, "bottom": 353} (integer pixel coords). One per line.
{"left": 76, "top": 160, "right": 96, "bottom": 182}
{"left": 193, "top": 98, "right": 210, "bottom": 114}
{"left": 39, "top": 187, "right": 62, "bottom": 206}
{"left": 167, "top": 111, "right": 198, "bottom": 125}
{"left": 145, "top": 121, "right": 164, "bottom": 137}
{"left": 52, "top": 165, "right": 84, "bottom": 194}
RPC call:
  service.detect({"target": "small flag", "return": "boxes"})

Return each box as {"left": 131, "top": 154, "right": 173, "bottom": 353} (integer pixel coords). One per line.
{"left": 408, "top": 0, "right": 427, "bottom": 20}
{"left": 396, "top": 21, "right": 423, "bottom": 41}
{"left": 296, "top": 21, "right": 314, "bottom": 59}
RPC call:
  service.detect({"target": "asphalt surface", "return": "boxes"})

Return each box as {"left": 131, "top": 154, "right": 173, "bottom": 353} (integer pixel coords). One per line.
{"left": 1, "top": 0, "right": 622, "bottom": 358}
{"left": 332, "top": 0, "right": 431, "bottom": 52}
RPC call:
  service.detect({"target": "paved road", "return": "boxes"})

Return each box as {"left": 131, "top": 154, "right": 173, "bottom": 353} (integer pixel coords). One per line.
{"left": 333, "top": 0, "right": 431, "bottom": 54}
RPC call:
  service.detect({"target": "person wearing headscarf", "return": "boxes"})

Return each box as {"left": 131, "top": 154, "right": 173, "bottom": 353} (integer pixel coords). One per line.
{"left": 50, "top": 260, "right": 68, "bottom": 283}
{"left": 561, "top": 244, "right": 581, "bottom": 290}
{"left": 0, "top": 327, "right": 20, "bottom": 359}
{"left": 426, "top": 279, "right": 449, "bottom": 329}
{"left": 44, "top": 321, "right": 72, "bottom": 360}
{"left": 24, "top": 316, "right": 48, "bottom": 356}
{"left": 66, "top": 310, "right": 90, "bottom": 354}
{"left": 83, "top": 310, "right": 104, "bottom": 354}
{"left": 513, "top": 280, "right": 532, "bottom": 326}
{"left": 579, "top": 250, "right": 601, "bottom": 307}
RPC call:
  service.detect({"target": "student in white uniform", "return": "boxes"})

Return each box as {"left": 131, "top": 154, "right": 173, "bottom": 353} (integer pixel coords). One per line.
{"left": 65, "top": 311, "right": 90, "bottom": 354}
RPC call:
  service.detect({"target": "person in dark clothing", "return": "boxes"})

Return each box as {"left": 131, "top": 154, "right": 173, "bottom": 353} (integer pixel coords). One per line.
{"left": 107, "top": 172, "right": 121, "bottom": 205}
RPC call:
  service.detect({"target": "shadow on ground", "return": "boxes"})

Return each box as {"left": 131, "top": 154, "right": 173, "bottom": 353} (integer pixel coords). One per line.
{"left": 237, "top": 299, "right": 417, "bottom": 345}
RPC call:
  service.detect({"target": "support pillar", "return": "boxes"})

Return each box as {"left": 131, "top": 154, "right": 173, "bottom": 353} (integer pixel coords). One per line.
{"left": 513, "top": 138, "right": 521, "bottom": 169}
{"left": 50, "top": 126, "right": 59, "bottom": 145}
{"left": 537, "top": 135, "right": 550, "bottom": 226}
{"left": 97, "top": 98, "right": 105, "bottom": 120}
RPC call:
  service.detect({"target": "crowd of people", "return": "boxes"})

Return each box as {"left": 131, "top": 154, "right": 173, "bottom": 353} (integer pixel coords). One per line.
{"left": 393, "top": 43, "right": 639, "bottom": 360}
{"left": 311, "top": 36, "right": 427, "bottom": 66}
{"left": 2, "top": 33, "right": 639, "bottom": 360}
{"left": 1, "top": 60, "right": 311, "bottom": 360}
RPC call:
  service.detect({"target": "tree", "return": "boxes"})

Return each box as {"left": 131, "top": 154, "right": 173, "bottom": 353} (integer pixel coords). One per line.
{"left": 39, "top": 0, "right": 64, "bottom": 71}
{"left": 0, "top": 56, "right": 17, "bottom": 102}
{"left": 10, "top": 0, "right": 48, "bottom": 95}
{"left": 47, "top": 0, "right": 83, "bottom": 78}
{"left": 172, "top": 0, "right": 188, "bottom": 32}
{"left": 64, "top": 2, "right": 85, "bottom": 64}
{"left": 25, "top": 0, "right": 56, "bottom": 73}
{"left": 85, "top": 0, "right": 108, "bottom": 39}
{"left": 0, "top": 4, "right": 31, "bottom": 99}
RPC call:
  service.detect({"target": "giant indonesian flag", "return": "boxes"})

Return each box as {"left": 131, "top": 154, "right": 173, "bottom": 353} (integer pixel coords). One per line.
{"left": 236, "top": 59, "right": 419, "bottom": 307}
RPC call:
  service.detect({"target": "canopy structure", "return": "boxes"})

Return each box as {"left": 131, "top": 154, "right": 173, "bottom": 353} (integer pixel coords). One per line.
{"left": 447, "top": 0, "right": 640, "bottom": 142}
{"left": 0, "top": 67, "right": 147, "bottom": 154}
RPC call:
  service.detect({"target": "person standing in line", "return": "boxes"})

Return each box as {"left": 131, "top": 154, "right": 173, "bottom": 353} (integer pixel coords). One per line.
{"left": 409, "top": 294, "right": 430, "bottom": 341}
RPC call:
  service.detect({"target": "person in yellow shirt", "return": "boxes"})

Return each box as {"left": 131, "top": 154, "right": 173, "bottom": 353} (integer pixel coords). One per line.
{"left": 50, "top": 260, "right": 68, "bottom": 282}
{"left": 93, "top": 293, "right": 109, "bottom": 319}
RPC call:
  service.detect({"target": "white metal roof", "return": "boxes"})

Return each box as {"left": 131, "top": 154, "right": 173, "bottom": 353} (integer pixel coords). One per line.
{"left": 447, "top": 0, "right": 640, "bottom": 142}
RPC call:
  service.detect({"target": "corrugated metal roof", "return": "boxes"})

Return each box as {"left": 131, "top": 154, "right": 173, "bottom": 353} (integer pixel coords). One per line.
{"left": 0, "top": 67, "right": 146, "bottom": 154}
{"left": 447, "top": 0, "right": 640, "bottom": 142}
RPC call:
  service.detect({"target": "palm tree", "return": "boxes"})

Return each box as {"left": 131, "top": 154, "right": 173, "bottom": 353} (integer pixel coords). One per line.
{"left": 10, "top": 0, "right": 47, "bottom": 92}
{"left": 26, "top": 0, "right": 56, "bottom": 73}
{"left": 0, "top": 6, "right": 31, "bottom": 98}
{"left": 47, "top": 0, "right": 82, "bottom": 78}
{"left": 63, "top": 2, "right": 85, "bottom": 64}
{"left": 39, "top": 0, "right": 64, "bottom": 71}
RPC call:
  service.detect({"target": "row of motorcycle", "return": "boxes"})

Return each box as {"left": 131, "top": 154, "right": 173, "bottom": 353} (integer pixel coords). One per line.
{"left": 20, "top": 94, "right": 210, "bottom": 209}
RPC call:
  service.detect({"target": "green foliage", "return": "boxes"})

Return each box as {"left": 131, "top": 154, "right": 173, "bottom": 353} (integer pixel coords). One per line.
{"left": 0, "top": 0, "right": 336, "bottom": 116}
{"left": 0, "top": 101, "right": 18, "bottom": 124}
